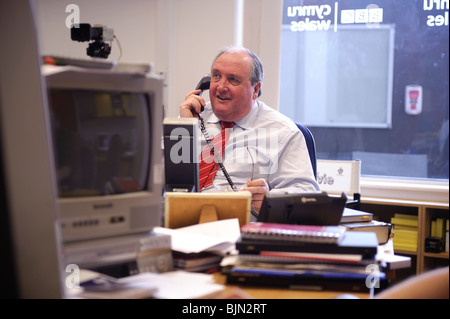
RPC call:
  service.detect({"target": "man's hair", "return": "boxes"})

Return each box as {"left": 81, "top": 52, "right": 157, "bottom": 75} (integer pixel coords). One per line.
{"left": 212, "top": 46, "right": 263, "bottom": 96}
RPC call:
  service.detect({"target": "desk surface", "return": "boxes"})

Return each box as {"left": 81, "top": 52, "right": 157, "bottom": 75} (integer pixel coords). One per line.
{"left": 213, "top": 273, "right": 370, "bottom": 299}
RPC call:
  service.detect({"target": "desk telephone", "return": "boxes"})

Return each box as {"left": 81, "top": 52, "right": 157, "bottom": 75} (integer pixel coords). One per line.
{"left": 193, "top": 76, "right": 259, "bottom": 218}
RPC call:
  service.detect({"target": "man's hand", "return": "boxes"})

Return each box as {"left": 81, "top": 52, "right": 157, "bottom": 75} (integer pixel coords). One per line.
{"left": 180, "top": 89, "right": 206, "bottom": 118}
{"left": 241, "top": 179, "right": 269, "bottom": 212}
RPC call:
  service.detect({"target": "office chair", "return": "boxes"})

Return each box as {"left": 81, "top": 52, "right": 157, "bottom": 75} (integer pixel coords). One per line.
{"left": 296, "top": 123, "right": 317, "bottom": 180}
{"left": 295, "top": 123, "right": 361, "bottom": 210}
{"left": 297, "top": 123, "right": 361, "bottom": 210}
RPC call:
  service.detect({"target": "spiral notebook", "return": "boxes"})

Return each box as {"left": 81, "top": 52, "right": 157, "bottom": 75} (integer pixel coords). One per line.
{"left": 240, "top": 222, "right": 346, "bottom": 244}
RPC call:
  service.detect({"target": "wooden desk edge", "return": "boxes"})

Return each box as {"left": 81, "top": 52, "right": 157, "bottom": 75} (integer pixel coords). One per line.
{"left": 213, "top": 272, "right": 370, "bottom": 299}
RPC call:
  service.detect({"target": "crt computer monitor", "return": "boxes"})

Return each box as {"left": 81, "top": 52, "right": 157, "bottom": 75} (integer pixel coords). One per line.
{"left": 44, "top": 66, "right": 164, "bottom": 243}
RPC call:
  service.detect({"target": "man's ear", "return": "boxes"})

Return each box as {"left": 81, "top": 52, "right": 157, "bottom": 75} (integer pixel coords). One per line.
{"left": 253, "top": 82, "right": 262, "bottom": 99}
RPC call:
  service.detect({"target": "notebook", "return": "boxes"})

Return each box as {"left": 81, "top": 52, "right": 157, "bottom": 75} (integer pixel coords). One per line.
{"left": 340, "top": 208, "right": 373, "bottom": 223}
{"left": 235, "top": 231, "right": 379, "bottom": 258}
{"left": 240, "top": 222, "right": 346, "bottom": 244}
{"left": 257, "top": 192, "right": 347, "bottom": 226}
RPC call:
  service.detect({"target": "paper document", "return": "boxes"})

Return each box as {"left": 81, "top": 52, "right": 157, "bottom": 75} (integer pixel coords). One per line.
{"left": 120, "top": 271, "right": 225, "bottom": 299}
{"left": 154, "top": 218, "right": 241, "bottom": 254}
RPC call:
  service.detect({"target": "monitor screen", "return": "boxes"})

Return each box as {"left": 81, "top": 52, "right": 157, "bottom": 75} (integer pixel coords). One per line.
{"left": 257, "top": 192, "right": 347, "bottom": 226}
{"left": 164, "top": 192, "right": 252, "bottom": 229}
{"left": 49, "top": 89, "right": 150, "bottom": 197}
{"left": 44, "top": 66, "right": 164, "bottom": 243}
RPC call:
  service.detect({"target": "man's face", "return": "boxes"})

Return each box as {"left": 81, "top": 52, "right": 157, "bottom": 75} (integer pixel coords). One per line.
{"left": 209, "top": 51, "right": 261, "bottom": 122}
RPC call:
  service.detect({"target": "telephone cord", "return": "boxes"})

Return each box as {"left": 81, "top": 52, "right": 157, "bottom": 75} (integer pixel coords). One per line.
{"left": 199, "top": 117, "right": 259, "bottom": 218}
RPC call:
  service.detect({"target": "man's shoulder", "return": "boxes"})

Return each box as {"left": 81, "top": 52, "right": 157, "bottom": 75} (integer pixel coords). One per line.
{"left": 256, "top": 101, "right": 299, "bottom": 131}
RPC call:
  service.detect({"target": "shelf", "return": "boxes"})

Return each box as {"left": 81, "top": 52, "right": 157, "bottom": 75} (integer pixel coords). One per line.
{"left": 394, "top": 250, "right": 417, "bottom": 256}
{"left": 360, "top": 198, "right": 448, "bottom": 276}
{"left": 424, "top": 252, "right": 449, "bottom": 259}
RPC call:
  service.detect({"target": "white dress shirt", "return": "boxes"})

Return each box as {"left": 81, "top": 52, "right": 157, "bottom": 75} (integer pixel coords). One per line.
{"left": 199, "top": 100, "right": 320, "bottom": 194}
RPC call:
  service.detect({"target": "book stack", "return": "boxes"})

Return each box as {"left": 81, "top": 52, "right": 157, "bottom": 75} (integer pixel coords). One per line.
{"left": 221, "top": 222, "right": 387, "bottom": 293}
{"left": 340, "top": 207, "right": 373, "bottom": 223}
{"left": 340, "top": 208, "right": 392, "bottom": 245}
{"left": 390, "top": 214, "right": 418, "bottom": 252}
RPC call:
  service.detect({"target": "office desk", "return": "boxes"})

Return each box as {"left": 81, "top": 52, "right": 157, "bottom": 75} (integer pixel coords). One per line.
{"left": 213, "top": 273, "right": 370, "bottom": 299}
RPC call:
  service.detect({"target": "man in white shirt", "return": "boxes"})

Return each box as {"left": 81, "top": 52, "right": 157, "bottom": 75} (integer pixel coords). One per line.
{"left": 180, "top": 46, "right": 319, "bottom": 213}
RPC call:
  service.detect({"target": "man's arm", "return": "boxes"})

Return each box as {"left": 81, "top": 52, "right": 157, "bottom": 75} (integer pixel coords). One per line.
{"left": 267, "top": 127, "right": 319, "bottom": 192}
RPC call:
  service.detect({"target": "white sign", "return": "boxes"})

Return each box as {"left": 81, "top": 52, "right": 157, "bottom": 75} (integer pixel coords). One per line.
{"left": 317, "top": 159, "right": 361, "bottom": 195}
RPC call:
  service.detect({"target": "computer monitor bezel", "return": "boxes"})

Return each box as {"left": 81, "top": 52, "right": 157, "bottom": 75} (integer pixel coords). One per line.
{"left": 164, "top": 191, "right": 252, "bottom": 229}
{"left": 44, "top": 66, "right": 164, "bottom": 243}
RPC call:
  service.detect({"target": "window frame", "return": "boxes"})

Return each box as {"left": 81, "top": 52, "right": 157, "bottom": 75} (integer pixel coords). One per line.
{"left": 361, "top": 176, "right": 448, "bottom": 203}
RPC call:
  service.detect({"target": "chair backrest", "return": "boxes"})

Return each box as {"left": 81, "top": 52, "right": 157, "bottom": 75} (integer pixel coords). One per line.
{"left": 296, "top": 123, "right": 317, "bottom": 179}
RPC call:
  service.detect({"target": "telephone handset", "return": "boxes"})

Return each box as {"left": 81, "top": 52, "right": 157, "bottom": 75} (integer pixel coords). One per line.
{"left": 195, "top": 76, "right": 211, "bottom": 94}
{"left": 194, "top": 76, "right": 259, "bottom": 218}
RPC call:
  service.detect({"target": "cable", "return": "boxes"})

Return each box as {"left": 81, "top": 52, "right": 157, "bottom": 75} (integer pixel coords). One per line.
{"left": 113, "top": 35, "right": 123, "bottom": 62}
{"left": 199, "top": 117, "right": 259, "bottom": 218}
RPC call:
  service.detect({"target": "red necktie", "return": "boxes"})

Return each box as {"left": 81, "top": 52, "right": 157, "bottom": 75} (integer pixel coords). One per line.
{"left": 199, "top": 121, "right": 233, "bottom": 190}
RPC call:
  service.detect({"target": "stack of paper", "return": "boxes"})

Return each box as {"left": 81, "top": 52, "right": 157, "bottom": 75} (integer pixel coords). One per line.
{"left": 121, "top": 271, "right": 225, "bottom": 299}
{"left": 391, "top": 213, "right": 418, "bottom": 252}
{"left": 154, "top": 219, "right": 241, "bottom": 272}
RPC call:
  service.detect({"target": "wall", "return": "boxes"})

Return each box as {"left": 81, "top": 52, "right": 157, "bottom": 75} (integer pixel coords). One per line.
{"left": 161, "top": 0, "right": 237, "bottom": 117}
{"left": 35, "top": 0, "right": 158, "bottom": 63}
{"left": 34, "top": 0, "right": 283, "bottom": 118}
{"left": 243, "top": 0, "right": 283, "bottom": 111}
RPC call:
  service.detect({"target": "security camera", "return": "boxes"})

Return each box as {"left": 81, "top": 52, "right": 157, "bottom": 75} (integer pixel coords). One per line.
{"left": 71, "top": 23, "right": 114, "bottom": 58}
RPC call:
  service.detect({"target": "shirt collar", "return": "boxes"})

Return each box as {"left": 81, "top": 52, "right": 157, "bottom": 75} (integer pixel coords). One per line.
{"left": 234, "top": 100, "right": 259, "bottom": 130}
{"left": 203, "top": 100, "right": 260, "bottom": 130}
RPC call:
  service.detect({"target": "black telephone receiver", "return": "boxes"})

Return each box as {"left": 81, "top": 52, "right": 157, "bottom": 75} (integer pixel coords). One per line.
{"left": 195, "top": 75, "right": 211, "bottom": 112}
{"left": 195, "top": 75, "right": 211, "bottom": 93}
{"left": 194, "top": 75, "right": 259, "bottom": 218}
